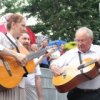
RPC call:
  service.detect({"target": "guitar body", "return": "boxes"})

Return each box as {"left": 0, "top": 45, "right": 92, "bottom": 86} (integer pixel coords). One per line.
{"left": 52, "top": 58, "right": 100, "bottom": 93}
{"left": 0, "top": 45, "right": 35, "bottom": 89}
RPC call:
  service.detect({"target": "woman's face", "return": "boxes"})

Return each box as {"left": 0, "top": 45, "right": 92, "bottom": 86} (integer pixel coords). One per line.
{"left": 13, "top": 19, "right": 26, "bottom": 38}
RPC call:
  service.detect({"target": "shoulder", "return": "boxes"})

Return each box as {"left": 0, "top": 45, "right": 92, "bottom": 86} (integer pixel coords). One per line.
{"left": 64, "top": 47, "right": 78, "bottom": 55}
{"left": 0, "top": 32, "right": 7, "bottom": 42}
{"left": 0, "top": 32, "right": 6, "bottom": 37}
{"left": 91, "top": 44, "right": 100, "bottom": 50}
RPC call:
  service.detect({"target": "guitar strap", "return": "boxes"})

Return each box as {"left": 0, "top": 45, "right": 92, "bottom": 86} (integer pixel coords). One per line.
{"left": 5, "top": 34, "right": 28, "bottom": 77}
{"left": 5, "top": 34, "right": 20, "bottom": 53}
{"left": 78, "top": 51, "right": 92, "bottom": 80}
{"left": 78, "top": 51, "right": 82, "bottom": 64}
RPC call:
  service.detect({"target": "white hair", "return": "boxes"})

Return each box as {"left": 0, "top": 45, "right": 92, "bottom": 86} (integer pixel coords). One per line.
{"left": 75, "top": 27, "right": 93, "bottom": 39}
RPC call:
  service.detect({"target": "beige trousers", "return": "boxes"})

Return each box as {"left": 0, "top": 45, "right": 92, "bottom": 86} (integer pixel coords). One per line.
{"left": 0, "top": 86, "right": 26, "bottom": 100}
{"left": 25, "top": 85, "right": 38, "bottom": 100}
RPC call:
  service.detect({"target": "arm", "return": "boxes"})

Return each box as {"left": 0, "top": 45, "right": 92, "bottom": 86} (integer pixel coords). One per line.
{"left": 50, "top": 64, "right": 64, "bottom": 76}
{"left": 35, "top": 75, "right": 43, "bottom": 100}
{"left": 35, "top": 55, "right": 44, "bottom": 66}
{"left": 50, "top": 51, "right": 69, "bottom": 76}
{"left": 0, "top": 47, "right": 26, "bottom": 64}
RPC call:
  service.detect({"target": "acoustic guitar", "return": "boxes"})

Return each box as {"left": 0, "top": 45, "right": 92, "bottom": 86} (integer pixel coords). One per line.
{"left": 0, "top": 45, "right": 46, "bottom": 89}
{"left": 52, "top": 58, "right": 100, "bottom": 93}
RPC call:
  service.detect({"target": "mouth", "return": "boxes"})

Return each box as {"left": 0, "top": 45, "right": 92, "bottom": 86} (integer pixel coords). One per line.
{"left": 23, "top": 43, "right": 29, "bottom": 46}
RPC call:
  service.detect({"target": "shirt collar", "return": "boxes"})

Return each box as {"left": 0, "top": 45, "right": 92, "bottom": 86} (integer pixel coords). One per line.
{"left": 73, "top": 44, "right": 95, "bottom": 53}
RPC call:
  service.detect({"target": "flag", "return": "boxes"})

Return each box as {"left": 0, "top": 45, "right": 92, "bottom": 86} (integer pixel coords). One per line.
{"left": 26, "top": 26, "right": 36, "bottom": 44}
{"left": 0, "top": 24, "right": 7, "bottom": 33}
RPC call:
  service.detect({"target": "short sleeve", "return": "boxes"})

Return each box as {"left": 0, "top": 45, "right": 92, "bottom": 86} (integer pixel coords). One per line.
{"left": 0, "top": 44, "right": 5, "bottom": 51}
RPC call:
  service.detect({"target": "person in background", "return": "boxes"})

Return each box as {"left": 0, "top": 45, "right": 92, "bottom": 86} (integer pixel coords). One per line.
{"left": 39, "top": 39, "right": 48, "bottom": 50}
{"left": 50, "top": 49, "right": 61, "bottom": 61}
{"left": 39, "top": 39, "right": 50, "bottom": 68}
{"left": 0, "top": 13, "right": 27, "bottom": 100}
{"left": 53, "top": 43, "right": 59, "bottom": 51}
{"left": 31, "top": 43, "right": 39, "bottom": 52}
{"left": 59, "top": 43, "right": 66, "bottom": 55}
{"left": 50, "top": 27, "right": 100, "bottom": 100}
{"left": 18, "top": 33, "right": 43, "bottom": 100}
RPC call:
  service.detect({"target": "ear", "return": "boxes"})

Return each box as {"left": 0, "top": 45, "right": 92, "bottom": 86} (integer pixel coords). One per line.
{"left": 91, "top": 38, "right": 93, "bottom": 43}
{"left": 11, "top": 22, "right": 16, "bottom": 29}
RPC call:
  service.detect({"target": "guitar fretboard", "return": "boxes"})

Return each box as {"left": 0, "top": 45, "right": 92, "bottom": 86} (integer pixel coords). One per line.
{"left": 26, "top": 49, "right": 46, "bottom": 61}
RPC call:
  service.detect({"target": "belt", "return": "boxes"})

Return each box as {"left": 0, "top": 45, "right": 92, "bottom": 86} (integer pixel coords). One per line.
{"left": 74, "top": 87, "right": 100, "bottom": 93}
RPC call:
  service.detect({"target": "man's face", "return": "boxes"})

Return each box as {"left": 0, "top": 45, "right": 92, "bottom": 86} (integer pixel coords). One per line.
{"left": 75, "top": 31, "right": 93, "bottom": 53}
{"left": 19, "top": 33, "right": 30, "bottom": 49}
{"left": 42, "top": 40, "right": 48, "bottom": 48}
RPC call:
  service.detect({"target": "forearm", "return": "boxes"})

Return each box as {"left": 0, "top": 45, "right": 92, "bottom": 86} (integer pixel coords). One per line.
{"left": 50, "top": 64, "right": 64, "bottom": 76}
{"left": 35, "top": 55, "right": 44, "bottom": 66}
{"left": 0, "top": 48, "right": 17, "bottom": 57}
{"left": 0, "top": 47, "right": 26, "bottom": 64}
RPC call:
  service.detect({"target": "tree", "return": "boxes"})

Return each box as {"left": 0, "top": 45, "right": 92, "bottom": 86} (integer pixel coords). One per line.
{"left": 22, "top": 0, "right": 100, "bottom": 42}
{"left": 0, "top": 0, "right": 100, "bottom": 43}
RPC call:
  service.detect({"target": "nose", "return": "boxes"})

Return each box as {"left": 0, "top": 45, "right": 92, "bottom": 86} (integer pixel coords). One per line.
{"left": 77, "top": 41, "right": 83, "bottom": 47}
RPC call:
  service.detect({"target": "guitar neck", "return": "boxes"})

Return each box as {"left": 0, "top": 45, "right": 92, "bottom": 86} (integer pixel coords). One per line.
{"left": 78, "top": 59, "right": 97, "bottom": 69}
{"left": 84, "top": 59, "right": 97, "bottom": 67}
{"left": 26, "top": 49, "right": 46, "bottom": 61}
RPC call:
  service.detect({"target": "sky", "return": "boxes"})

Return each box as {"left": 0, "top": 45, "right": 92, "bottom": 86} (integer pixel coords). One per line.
{"left": 26, "top": 16, "right": 37, "bottom": 26}
{"left": 0, "top": 8, "right": 38, "bottom": 26}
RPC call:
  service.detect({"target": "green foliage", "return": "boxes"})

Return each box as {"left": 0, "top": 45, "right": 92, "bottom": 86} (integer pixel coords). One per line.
{"left": 0, "top": 0, "right": 100, "bottom": 43}
{"left": 25, "top": 0, "right": 100, "bottom": 42}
